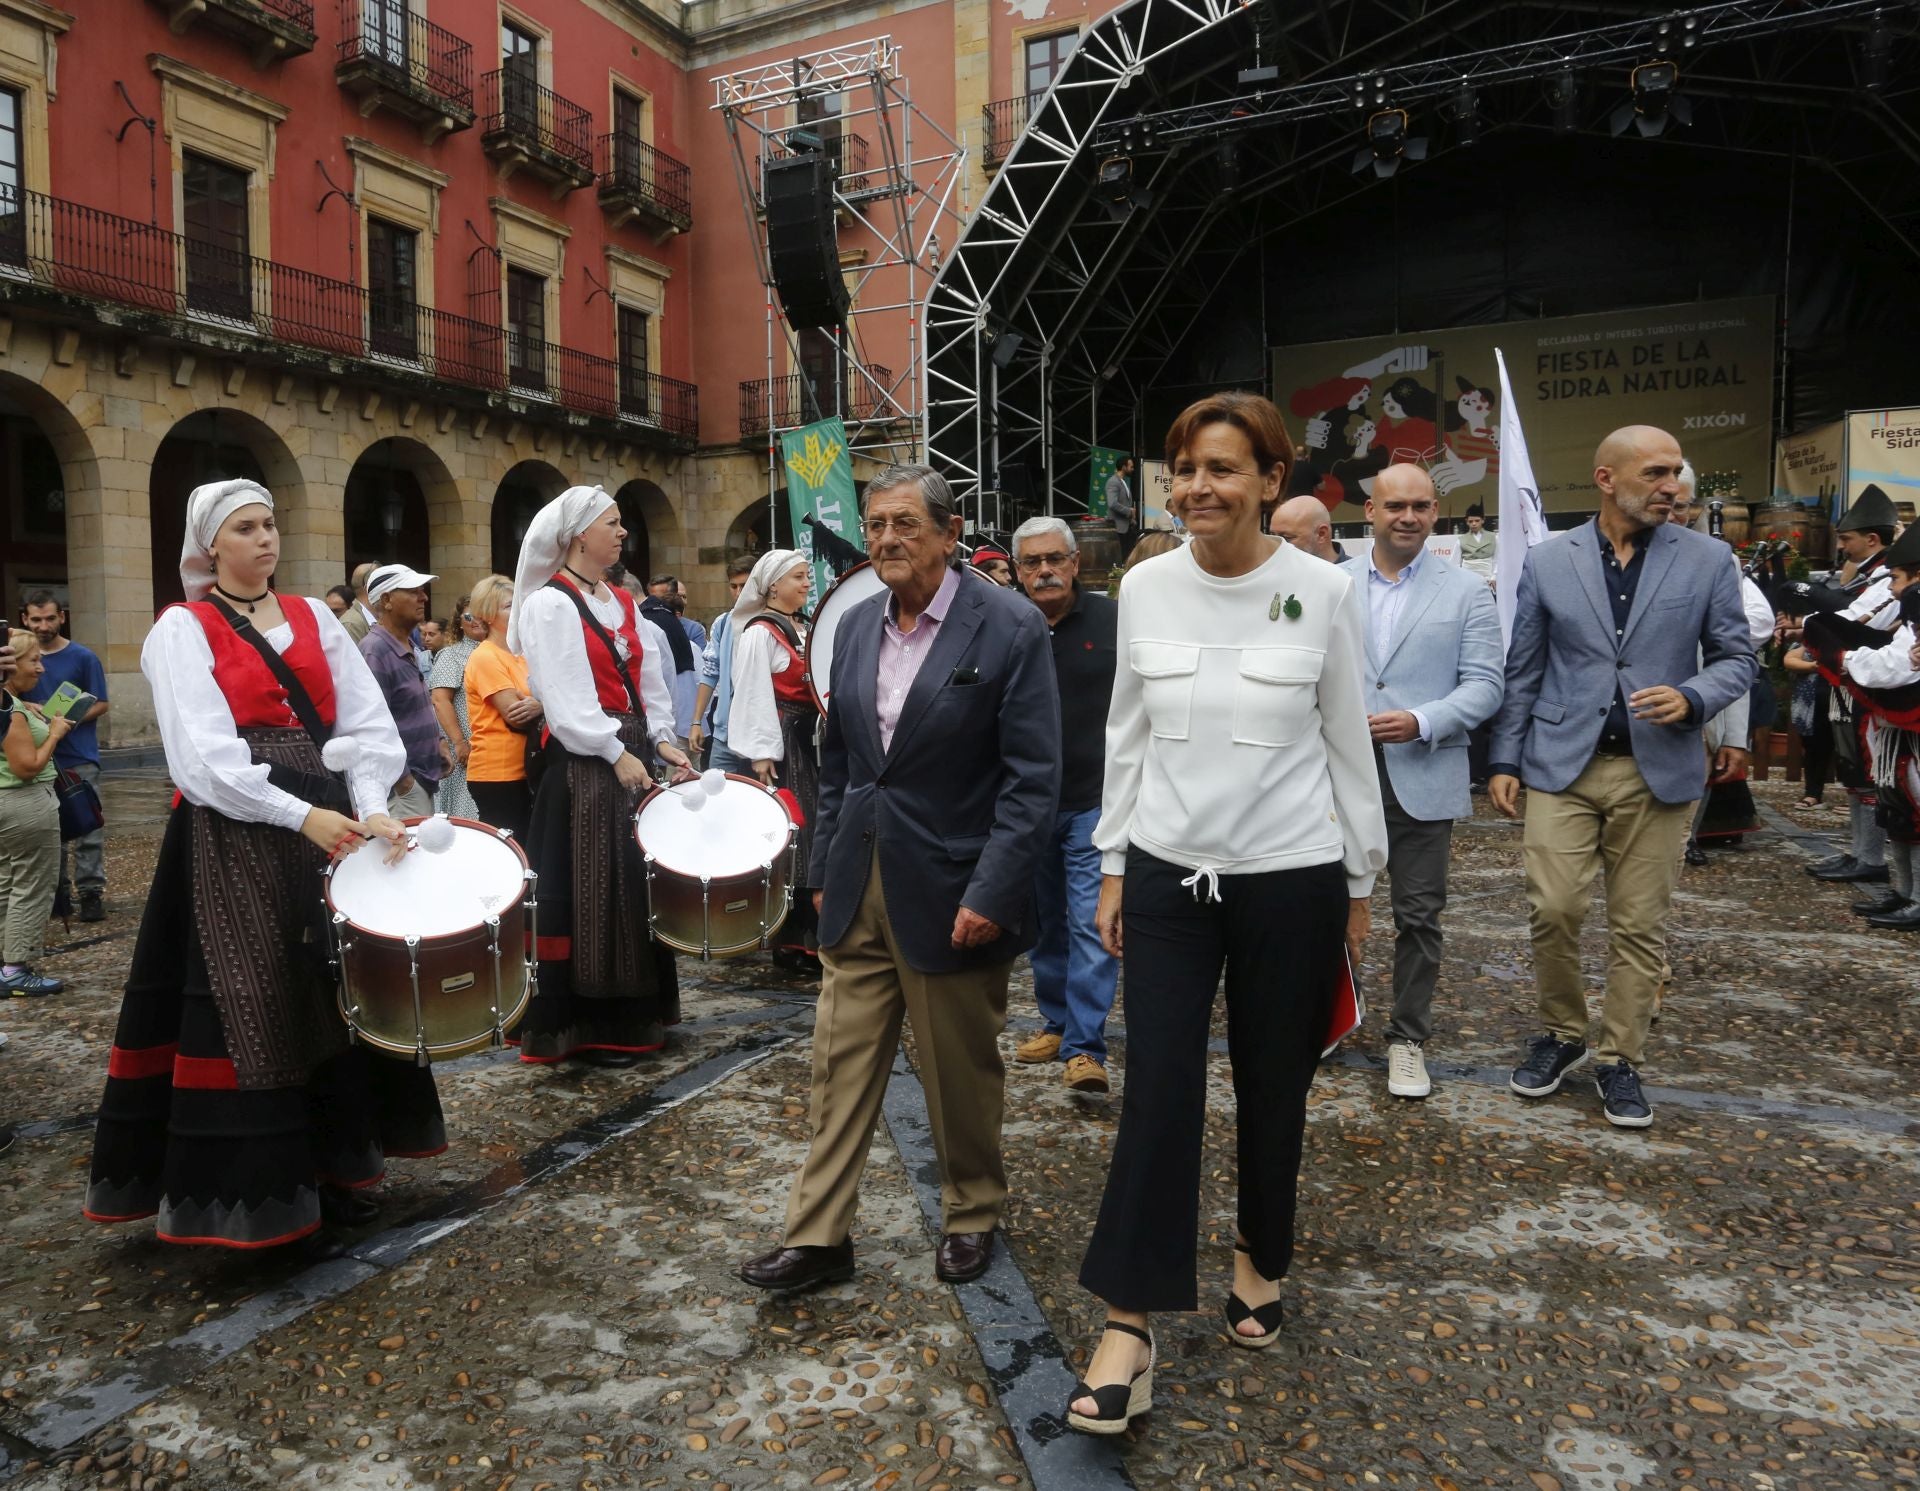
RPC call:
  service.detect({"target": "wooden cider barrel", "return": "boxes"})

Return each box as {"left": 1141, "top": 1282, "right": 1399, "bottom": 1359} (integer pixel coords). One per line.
{"left": 1797, "top": 505, "right": 1833, "bottom": 563}
{"left": 1753, "top": 500, "right": 1799, "bottom": 544}
{"left": 1075, "top": 518, "right": 1123, "bottom": 587}
{"left": 1716, "top": 498, "right": 1750, "bottom": 547}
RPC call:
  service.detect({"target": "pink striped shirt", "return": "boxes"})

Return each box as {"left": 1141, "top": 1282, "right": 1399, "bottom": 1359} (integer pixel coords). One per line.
{"left": 877, "top": 566, "right": 961, "bottom": 752}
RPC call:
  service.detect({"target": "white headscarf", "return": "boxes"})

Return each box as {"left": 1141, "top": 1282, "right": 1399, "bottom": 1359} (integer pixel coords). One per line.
{"left": 730, "top": 548, "right": 808, "bottom": 627}
{"left": 508, "top": 485, "right": 615, "bottom": 651}
{"left": 179, "top": 478, "right": 274, "bottom": 602}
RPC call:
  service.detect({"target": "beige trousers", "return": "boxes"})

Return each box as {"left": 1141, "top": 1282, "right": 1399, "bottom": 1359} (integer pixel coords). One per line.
{"left": 0, "top": 781, "right": 60, "bottom": 965}
{"left": 784, "top": 850, "right": 1013, "bottom": 1247}
{"left": 1522, "top": 755, "right": 1694, "bottom": 1067}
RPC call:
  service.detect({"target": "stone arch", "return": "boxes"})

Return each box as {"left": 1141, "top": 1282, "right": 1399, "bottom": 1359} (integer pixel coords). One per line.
{"left": 726, "top": 494, "right": 772, "bottom": 558}
{"left": 342, "top": 437, "right": 460, "bottom": 595}
{"left": 490, "top": 459, "right": 567, "bottom": 575}
{"left": 149, "top": 408, "right": 305, "bottom": 613}
{"left": 612, "top": 477, "right": 684, "bottom": 587}
{"left": 0, "top": 369, "right": 104, "bottom": 634}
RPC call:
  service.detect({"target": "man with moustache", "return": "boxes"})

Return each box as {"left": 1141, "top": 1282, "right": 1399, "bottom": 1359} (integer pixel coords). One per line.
{"left": 1008, "top": 516, "right": 1120, "bottom": 1093}
{"left": 358, "top": 564, "right": 446, "bottom": 817}
{"left": 1491, "top": 426, "right": 1755, "bottom": 1129}
{"left": 1359, "top": 466, "right": 1504, "bottom": 1100}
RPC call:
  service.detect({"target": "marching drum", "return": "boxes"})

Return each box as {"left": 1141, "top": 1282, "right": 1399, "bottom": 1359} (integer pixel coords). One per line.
{"left": 324, "top": 817, "right": 536, "bottom": 1064}
{"left": 633, "top": 771, "right": 796, "bottom": 958}
{"left": 803, "top": 559, "right": 996, "bottom": 712}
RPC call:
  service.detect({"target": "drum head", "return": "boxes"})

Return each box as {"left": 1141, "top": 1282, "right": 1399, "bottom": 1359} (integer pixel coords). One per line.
{"left": 804, "top": 560, "right": 999, "bottom": 713}
{"left": 635, "top": 776, "right": 793, "bottom": 878}
{"left": 329, "top": 819, "right": 527, "bottom": 937}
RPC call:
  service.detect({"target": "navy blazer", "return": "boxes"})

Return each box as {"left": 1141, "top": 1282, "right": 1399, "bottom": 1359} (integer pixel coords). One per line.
{"left": 810, "top": 571, "right": 1061, "bottom": 973}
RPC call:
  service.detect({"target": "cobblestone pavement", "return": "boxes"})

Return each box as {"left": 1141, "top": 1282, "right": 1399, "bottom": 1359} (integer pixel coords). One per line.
{"left": 0, "top": 770, "right": 1915, "bottom": 1491}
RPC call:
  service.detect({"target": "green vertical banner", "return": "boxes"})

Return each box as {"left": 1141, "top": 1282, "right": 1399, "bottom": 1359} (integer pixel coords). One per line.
{"left": 1088, "top": 446, "right": 1129, "bottom": 516}
{"left": 780, "top": 417, "right": 865, "bottom": 600}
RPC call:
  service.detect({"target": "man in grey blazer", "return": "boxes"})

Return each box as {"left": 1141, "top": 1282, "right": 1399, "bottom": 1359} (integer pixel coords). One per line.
{"left": 1360, "top": 466, "right": 1504, "bottom": 1099}
{"left": 1105, "top": 457, "right": 1138, "bottom": 557}
{"left": 740, "top": 463, "right": 1060, "bottom": 1293}
{"left": 1490, "top": 426, "right": 1755, "bottom": 1128}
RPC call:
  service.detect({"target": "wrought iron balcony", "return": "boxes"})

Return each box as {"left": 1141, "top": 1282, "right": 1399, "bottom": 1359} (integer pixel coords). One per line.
{"left": 595, "top": 133, "right": 693, "bottom": 237}
{"left": 982, "top": 95, "right": 1033, "bottom": 169}
{"left": 0, "top": 189, "right": 697, "bottom": 444}
{"left": 739, "top": 365, "right": 897, "bottom": 438}
{"left": 480, "top": 70, "right": 595, "bottom": 196}
{"left": 335, "top": 0, "right": 474, "bottom": 142}
{"left": 149, "top": 0, "right": 316, "bottom": 67}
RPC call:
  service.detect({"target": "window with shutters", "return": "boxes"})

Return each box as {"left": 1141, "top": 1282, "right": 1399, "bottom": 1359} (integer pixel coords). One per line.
{"left": 502, "top": 20, "right": 538, "bottom": 133}
{"left": 506, "top": 265, "right": 547, "bottom": 389}
{"left": 611, "top": 88, "right": 644, "bottom": 192}
{"left": 618, "top": 304, "right": 650, "bottom": 417}
{"left": 367, "top": 216, "right": 419, "bottom": 361}
{"left": 798, "top": 328, "right": 843, "bottom": 420}
{"left": 182, "top": 151, "right": 251, "bottom": 322}
{"left": 0, "top": 86, "right": 22, "bottom": 269}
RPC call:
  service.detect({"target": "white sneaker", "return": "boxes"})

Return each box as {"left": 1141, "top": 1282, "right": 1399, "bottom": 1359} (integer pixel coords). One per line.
{"left": 1386, "top": 1041, "right": 1431, "bottom": 1098}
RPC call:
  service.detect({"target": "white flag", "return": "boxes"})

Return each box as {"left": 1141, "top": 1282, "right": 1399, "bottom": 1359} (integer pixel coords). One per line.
{"left": 1494, "top": 347, "right": 1550, "bottom": 651}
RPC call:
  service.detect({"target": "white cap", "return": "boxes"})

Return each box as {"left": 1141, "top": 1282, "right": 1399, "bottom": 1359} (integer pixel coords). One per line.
{"left": 366, "top": 563, "right": 437, "bottom": 604}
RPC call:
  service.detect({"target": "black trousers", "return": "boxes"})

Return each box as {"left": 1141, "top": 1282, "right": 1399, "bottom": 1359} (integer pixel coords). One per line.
{"left": 468, "top": 779, "right": 532, "bottom": 843}
{"left": 1079, "top": 848, "right": 1347, "bottom": 1313}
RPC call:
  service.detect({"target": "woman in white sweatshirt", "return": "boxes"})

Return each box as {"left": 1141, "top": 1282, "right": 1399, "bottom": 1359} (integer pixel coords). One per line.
{"left": 1067, "top": 392, "right": 1388, "bottom": 1436}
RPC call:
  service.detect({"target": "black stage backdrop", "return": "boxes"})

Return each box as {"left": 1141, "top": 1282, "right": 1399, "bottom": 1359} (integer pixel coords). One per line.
{"left": 1151, "top": 133, "right": 1920, "bottom": 446}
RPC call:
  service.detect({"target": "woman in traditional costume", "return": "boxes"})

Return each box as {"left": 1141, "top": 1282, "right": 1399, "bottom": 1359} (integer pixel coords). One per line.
{"left": 726, "top": 549, "right": 820, "bottom": 969}
{"left": 512, "top": 486, "right": 694, "bottom": 1067}
{"left": 86, "top": 479, "right": 444, "bottom": 1250}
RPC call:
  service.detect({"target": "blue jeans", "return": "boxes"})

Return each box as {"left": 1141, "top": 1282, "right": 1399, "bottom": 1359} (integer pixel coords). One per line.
{"left": 1029, "top": 806, "right": 1118, "bottom": 1062}
{"left": 708, "top": 740, "right": 754, "bottom": 775}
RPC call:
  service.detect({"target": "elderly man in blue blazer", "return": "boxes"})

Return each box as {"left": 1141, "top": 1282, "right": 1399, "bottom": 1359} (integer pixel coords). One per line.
{"left": 741, "top": 463, "right": 1060, "bottom": 1294}
{"left": 1359, "top": 465, "right": 1505, "bottom": 1101}
{"left": 1490, "top": 426, "right": 1755, "bottom": 1129}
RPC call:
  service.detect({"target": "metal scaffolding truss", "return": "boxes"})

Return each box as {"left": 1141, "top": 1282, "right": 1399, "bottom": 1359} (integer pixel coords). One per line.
{"left": 924, "top": 0, "right": 1920, "bottom": 526}
{"left": 710, "top": 36, "right": 971, "bottom": 507}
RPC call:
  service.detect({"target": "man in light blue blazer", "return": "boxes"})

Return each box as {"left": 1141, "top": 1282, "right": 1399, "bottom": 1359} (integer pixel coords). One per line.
{"left": 1489, "top": 426, "right": 1755, "bottom": 1129}
{"left": 1359, "top": 466, "right": 1504, "bottom": 1100}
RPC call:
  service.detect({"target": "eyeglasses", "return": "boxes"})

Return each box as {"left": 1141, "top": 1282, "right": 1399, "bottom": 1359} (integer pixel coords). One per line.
{"left": 1016, "top": 552, "right": 1074, "bottom": 571}
{"left": 862, "top": 516, "right": 927, "bottom": 540}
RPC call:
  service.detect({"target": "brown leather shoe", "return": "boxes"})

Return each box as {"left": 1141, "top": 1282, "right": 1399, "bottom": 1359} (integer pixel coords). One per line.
{"left": 738, "top": 1240, "right": 854, "bottom": 1291}
{"left": 1063, "top": 1054, "right": 1109, "bottom": 1093}
{"left": 935, "top": 1230, "right": 994, "bottom": 1283}
{"left": 1015, "top": 1031, "right": 1062, "bottom": 1064}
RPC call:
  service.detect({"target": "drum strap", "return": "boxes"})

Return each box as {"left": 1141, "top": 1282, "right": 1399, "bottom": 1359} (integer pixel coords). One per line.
{"left": 209, "top": 596, "right": 332, "bottom": 752}
{"left": 545, "top": 579, "right": 646, "bottom": 721}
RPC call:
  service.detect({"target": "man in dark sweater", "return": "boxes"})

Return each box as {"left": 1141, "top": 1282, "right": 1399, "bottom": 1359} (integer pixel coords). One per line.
{"left": 1011, "top": 516, "right": 1120, "bottom": 1092}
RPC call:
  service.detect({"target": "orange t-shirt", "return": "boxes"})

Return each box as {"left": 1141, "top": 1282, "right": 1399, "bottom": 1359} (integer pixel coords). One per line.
{"left": 464, "top": 638, "right": 532, "bottom": 783}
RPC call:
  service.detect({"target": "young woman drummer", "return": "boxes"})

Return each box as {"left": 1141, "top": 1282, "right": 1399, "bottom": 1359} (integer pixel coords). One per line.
{"left": 86, "top": 479, "right": 445, "bottom": 1251}
{"left": 726, "top": 548, "right": 821, "bottom": 970}
{"left": 511, "top": 486, "right": 695, "bottom": 1067}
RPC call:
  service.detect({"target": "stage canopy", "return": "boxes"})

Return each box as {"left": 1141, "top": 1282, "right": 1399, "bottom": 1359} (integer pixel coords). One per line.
{"left": 925, "top": 0, "right": 1920, "bottom": 525}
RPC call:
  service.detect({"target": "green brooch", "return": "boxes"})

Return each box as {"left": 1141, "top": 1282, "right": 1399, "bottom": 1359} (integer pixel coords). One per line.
{"left": 1270, "top": 592, "right": 1302, "bottom": 621}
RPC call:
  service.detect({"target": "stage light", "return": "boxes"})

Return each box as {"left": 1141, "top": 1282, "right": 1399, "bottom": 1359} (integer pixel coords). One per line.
{"left": 1351, "top": 108, "right": 1427, "bottom": 179}
{"left": 990, "top": 332, "right": 1024, "bottom": 369}
{"left": 1094, "top": 154, "right": 1153, "bottom": 221}
{"left": 1238, "top": 64, "right": 1278, "bottom": 86}
{"left": 1450, "top": 84, "right": 1480, "bottom": 146}
{"left": 1864, "top": 9, "right": 1891, "bottom": 90}
{"left": 1217, "top": 136, "right": 1241, "bottom": 194}
{"left": 1547, "top": 67, "right": 1579, "bottom": 133}
{"left": 1609, "top": 60, "right": 1692, "bottom": 138}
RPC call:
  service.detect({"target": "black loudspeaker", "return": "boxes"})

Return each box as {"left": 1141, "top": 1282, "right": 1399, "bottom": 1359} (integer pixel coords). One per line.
{"left": 764, "top": 153, "right": 848, "bottom": 331}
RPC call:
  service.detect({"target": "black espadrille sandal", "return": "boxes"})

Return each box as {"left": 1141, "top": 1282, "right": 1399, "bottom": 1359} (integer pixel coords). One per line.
{"left": 1065, "top": 1320, "right": 1156, "bottom": 1435}
{"left": 1225, "top": 1241, "right": 1285, "bottom": 1349}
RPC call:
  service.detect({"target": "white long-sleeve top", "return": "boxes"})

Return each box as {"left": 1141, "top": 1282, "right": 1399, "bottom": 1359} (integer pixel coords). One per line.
{"left": 143, "top": 599, "right": 404, "bottom": 831}
{"left": 1740, "top": 576, "right": 1776, "bottom": 650}
{"left": 518, "top": 584, "right": 676, "bottom": 764}
{"left": 1094, "top": 540, "right": 1389, "bottom": 896}
{"left": 727, "top": 618, "right": 800, "bottom": 762}
{"left": 1846, "top": 620, "right": 1920, "bottom": 690}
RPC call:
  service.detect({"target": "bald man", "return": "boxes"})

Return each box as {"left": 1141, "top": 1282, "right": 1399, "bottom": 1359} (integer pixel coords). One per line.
{"left": 1360, "top": 466, "right": 1503, "bottom": 1099}
{"left": 1270, "top": 495, "right": 1352, "bottom": 566}
{"left": 1489, "top": 425, "right": 1755, "bottom": 1129}
{"left": 339, "top": 560, "right": 379, "bottom": 642}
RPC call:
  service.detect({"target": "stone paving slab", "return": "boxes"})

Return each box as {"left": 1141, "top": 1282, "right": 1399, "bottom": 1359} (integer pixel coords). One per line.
{"left": 1, "top": 773, "right": 1915, "bottom": 1490}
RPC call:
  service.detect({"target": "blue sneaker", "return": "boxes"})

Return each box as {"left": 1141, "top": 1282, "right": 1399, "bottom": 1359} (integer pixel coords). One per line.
{"left": 1594, "top": 1062, "right": 1654, "bottom": 1128}
{"left": 1509, "top": 1034, "right": 1589, "bottom": 1097}
{"left": 1, "top": 968, "right": 62, "bottom": 997}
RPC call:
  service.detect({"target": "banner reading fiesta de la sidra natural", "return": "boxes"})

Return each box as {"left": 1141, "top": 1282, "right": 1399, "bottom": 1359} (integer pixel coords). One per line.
{"left": 1271, "top": 295, "right": 1775, "bottom": 519}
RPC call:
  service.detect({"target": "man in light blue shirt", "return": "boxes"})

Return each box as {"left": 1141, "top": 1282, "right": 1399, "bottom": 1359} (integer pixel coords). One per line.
{"left": 688, "top": 554, "right": 758, "bottom": 770}
{"left": 1361, "top": 465, "right": 1504, "bottom": 1101}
